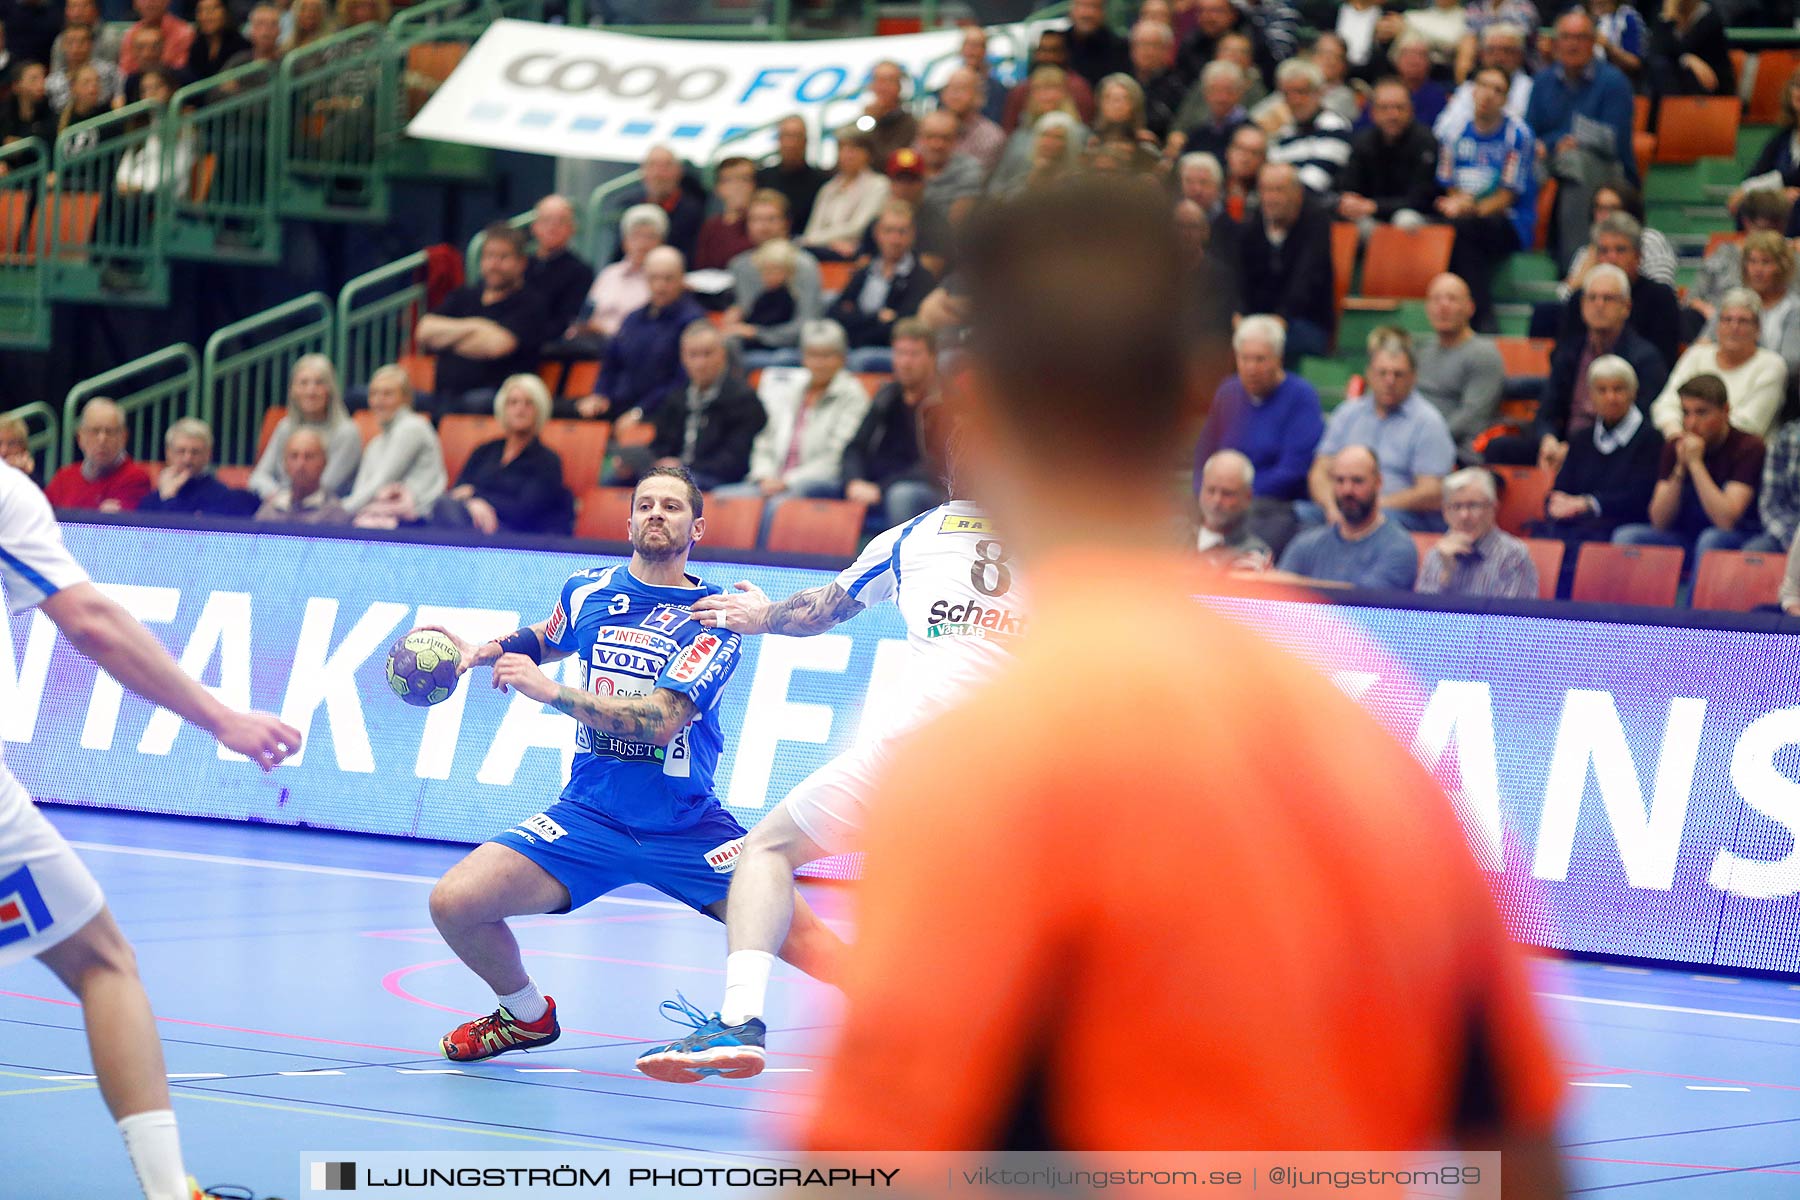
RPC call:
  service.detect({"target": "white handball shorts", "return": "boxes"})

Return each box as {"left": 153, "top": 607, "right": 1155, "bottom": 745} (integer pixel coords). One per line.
{"left": 0, "top": 771, "right": 105, "bottom": 969}
{"left": 781, "top": 735, "right": 903, "bottom": 858}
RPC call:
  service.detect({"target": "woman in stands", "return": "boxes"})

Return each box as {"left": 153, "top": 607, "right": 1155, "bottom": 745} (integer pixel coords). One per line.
{"left": 1732, "top": 65, "right": 1800, "bottom": 218}
{"left": 797, "top": 129, "right": 889, "bottom": 262}
{"left": 1646, "top": 0, "right": 1735, "bottom": 97}
{"left": 281, "top": 0, "right": 334, "bottom": 56}
{"left": 188, "top": 0, "right": 249, "bottom": 82}
{"left": 432, "top": 374, "right": 574, "bottom": 538}
{"left": 248, "top": 354, "right": 363, "bottom": 500}
{"left": 1651, "top": 287, "right": 1789, "bottom": 439}
{"left": 0, "top": 62, "right": 57, "bottom": 157}
{"left": 57, "top": 65, "right": 111, "bottom": 157}
{"left": 1092, "top": 74, "right": 1161, "bottom": 159}
{"left": 346, "top": 364, "right": 448, "bottom": 528}
{"left": 563, "top": 203, "right": 666, "bottom": 353}
{"left": 987, "top": 66, "right": 1087, "bottom": 197}
{"left": 1705, "top": 231, "right": 1800, "bottom": 374}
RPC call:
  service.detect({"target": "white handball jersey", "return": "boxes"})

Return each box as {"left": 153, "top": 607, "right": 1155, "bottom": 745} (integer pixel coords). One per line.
{"left": 0, "top": 464, "right": 91, "bottom": 817}
{"left": 834, "top": 500, "right": 1024, "bottom": 735}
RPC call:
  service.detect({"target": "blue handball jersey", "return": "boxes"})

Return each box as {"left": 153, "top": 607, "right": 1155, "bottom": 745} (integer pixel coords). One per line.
{"left": 541, "top": 563, "right": 742, "bottom": 833}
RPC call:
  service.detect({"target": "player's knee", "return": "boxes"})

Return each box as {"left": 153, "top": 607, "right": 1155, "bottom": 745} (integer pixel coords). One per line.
{"left": 43, "top": 911, "right": 138, "bottom": 991}
{"left": 742, "top": 819, "right": 808, "bottom": 866}
{"left": 429, "top": 877, "right": 477, "bottom": 930}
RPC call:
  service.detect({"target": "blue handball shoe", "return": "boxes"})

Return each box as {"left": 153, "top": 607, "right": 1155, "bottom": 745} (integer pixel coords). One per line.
{"left": 635, "top": 992, "right": 767, "bottom": 1083}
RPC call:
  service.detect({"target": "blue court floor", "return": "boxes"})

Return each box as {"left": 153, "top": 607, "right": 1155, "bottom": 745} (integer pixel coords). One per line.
{"left": 1, "top": 807, "right": 1796, "bottom": 1198}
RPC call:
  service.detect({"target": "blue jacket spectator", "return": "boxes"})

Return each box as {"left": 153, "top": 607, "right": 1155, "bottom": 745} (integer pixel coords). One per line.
{"left": 1193, "top": 315, "right": 1324, "bottom": 502}
{"left": 1311, "top": 341, "right": 1459, "bottom": 533}
{"left": 576, "top": 246, "right": 705, "bottom": 422}
{"left": 1525, "top": 20, "right": 1637, "bottom": 186}
{"left": 137, "top": 419, "right": 260, "bottom": 517}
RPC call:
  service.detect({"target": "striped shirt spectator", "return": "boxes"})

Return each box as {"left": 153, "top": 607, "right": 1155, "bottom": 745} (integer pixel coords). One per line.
{"left": 1757, "top": 420, "right": 1800, "bottom": 552}
{"left": 1416, "top": 468, "right": 1540, "bottom": 597}
{"left": 1268, "top": 58, "right": 1353, "bottom": 195}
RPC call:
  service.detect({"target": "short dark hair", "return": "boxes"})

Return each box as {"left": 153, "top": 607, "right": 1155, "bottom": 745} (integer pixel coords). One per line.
{"left": 1677, "top": 373, "right": 1729, "bottom": 410}
{"left": 482, "top": 222, "right": 528, "bottom": 258}
{"left": 1739, "top": 188, "right": 1789, "bottom": 228}
{"left": 891, "top": 317, "right": 935, "bottom": 351}
{"left": 635, "top": 464, "right": 704, "bottom": 517}
{"left": 960, "top": 176, "right": 1205, "bottom": 462}
{"left": 715, "top": 155, "right": 755, "bottom": 178}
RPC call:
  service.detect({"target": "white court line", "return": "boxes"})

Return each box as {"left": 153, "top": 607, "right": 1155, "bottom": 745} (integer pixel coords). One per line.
{"left": 277, "top": 1070, "right": 346, "bottom": 1076}
{"left": 36, "top": 1074, "right": 95, "bottom": 1081}
{"left": 1537, "top": 993, "right": 1800, "bottom": 1027}
{"left": 1600, "top": 966, "right": 1651, "bottom": 975}
{"left": 396, "top": 1069, "right": 463, "bottom": 1075}
{"left": 167, "top": 1073, "right": 225, "bottom": 1079}
{"left": 760, "top": 1068, "right": 812, "bottom": 1074}
{"left": 1690, "top": 975, "right": 1739, "bottom": 984}
{"left": 1570, "top": 1082, "right": 1631, "bottom": 1089}
{"left": 1686, "top": 1086, "right": 1751, "bottom": 1092}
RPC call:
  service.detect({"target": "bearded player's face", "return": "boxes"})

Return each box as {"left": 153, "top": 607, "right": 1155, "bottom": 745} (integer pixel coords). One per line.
{"left": 629, "top": 477, "right": 699, "bottom": 561}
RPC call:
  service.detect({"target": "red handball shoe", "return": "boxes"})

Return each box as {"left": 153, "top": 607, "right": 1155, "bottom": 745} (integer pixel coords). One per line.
{"left": 440, "top": 997, "right": 561, "bottom": 1062}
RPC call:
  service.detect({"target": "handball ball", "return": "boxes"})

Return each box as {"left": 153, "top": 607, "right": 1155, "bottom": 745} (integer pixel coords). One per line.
{"left": 386, "top": 630, "right": 462, "bottom": 707}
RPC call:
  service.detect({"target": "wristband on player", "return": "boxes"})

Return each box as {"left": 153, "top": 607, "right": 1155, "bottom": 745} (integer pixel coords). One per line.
{"left": 493, "top": 628, "right": 543, "bottom": 663}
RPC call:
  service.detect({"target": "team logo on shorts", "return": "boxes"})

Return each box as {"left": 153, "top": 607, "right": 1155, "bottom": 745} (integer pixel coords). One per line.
{"left": 669, "top": 633, "right": 723, "bottom": 685}
{"left": 0, "top": 864, "right": 54, "bottom": 950}
{"left": 703, "top": 838, "right": 744, "bottom": 874}
{"left": 519, "top": 814, "right": 568, "bottom": 843}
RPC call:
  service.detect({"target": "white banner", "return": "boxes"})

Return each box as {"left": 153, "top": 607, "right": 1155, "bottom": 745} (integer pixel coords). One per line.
{"left": 406, "top": 20, "right": 1039, "bottom": 164}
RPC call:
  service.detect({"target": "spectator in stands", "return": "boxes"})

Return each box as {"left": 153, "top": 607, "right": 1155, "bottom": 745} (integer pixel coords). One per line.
{"left": 432, "top": 374, "right": 574, "bottom": 537}
{"left": 757, "top": 115, "right": 830, "bottom": 236}
{"left": 1651, "top": 289, "right": 1788, "bottom": 439}
{"left": 1308, "top": 335, "right": 1457, "bottom": 532}
{"left": 1533, "top": 354, "right": 1663, "bottom": 571}
{"left": 1276, "top": 445, "right": 1420, "bottom": 588}
{"left": 1695, "top": 192, "right": 1791, "bottom": 325}
{"left": 187, "top": 0, "right": 246, "bottom": 81}
{"left": 1435, "top": 22, "right": 1533, "bottom": 141}
{"left": 58, "top": 63, "right": 107, "bottom": 138}
{"left": 941, "top": 24, "right": 1005, "bottom": 124}
{"left": 850, "top": 60, "right": 917, "bottom": 168}
{"left": 987, "top": 108, "right": 1086, "bottom": 199}
{"left": 119, "top": 0, "right": 190, "bottom": 70}
{"left": 1527, "top": 10, "right": 1636, "bottom": 270}
{"left": 721, "top": 193, "right": 821, "bottom": 367}
{"left": 223, "top": 3, "right": 280, "bottom": 72}
{"left": 1066, "top": 0, "right": 1129, "bottom": 87}
{"left": 0, "top": 414, "right": 36, "bottom": 481}
{"left": 717, "top": 319, "right": 872, "bottom": 544}
{"left": 627, "top": 320, "right": 765, "bottom": 490}
{"left": 1175, "top": 0, "right": 1255, "bottom": 90}
{"left": 1417, "top": 273, "right": 1506, "bottom": 455}
{"left": 50, "top": 0, "right": 114, "bottom": 68}
{"left": 249, "top": 353, "right": 360, "bottom": 499}
{"left": 1179, "top": 149, "right": 1226, "bottom": 220}
{"left": 736, "top": 238, "right": 799, "bottom": 355}
{"left": 1194, "top": 449, "right": 1273, "bottom": 569}
{"left": 915, "top": 110, "right": 984, "bottom": 224}
{"left": 524, "top": 194, "right": 594, "bottom": 349}
{"left": 937, "top": 66, "right": 1005, "bottom": 175}
{"left": 1615, "top": 372, "right": 1765, "bottom": 558}
{"left": 1337, "top": 77, "right": 1439, "bottom": 232}
{"left": 45, "top": 398, "right": 153, "bottom": 512}
{"left": 1305, "top": 33, "right": 1363, "bottom": 125}
{"left": 860, "top": 148, "right": 952, "bottom": 269}
{"left": 577, "top": 245, "right": 704, "bottom": 421}
{"left": 415, "top": 222, "right": 547, "bottom": 415}
{"left": 1558, "top": 212, "right": 1682, "bottom": 357}
{"left": 47, "top": 23, "right": 120, "bottom": 109}
{"left": 1268, "top": 58, "right": 1353, "bottom": 196}
{"left": 1192, "top": 314, "right": 1324, "bottom": 553}
{"left": 1090, "top": 74, "right": 1161, "bottom": 167}
{"left": 1223, "top": 122, "right": 1267, "bottom": 219}
{"left": 1003, "top": 29, "right": 1095, "bottom": 132}
{"left": 839, "top": 319, "right": 945, "bottom": 527}
{"left": 1238, "top": 161, "right": 1334, "bottom": 365}
{"left": 694, "top": 155, "right": 757, "bottom": 271}
{"left": 116, "top": 26, "right": 172, "bottom": 106}
{"left": 1387, "top": 32, "right": 1448, "bottom": 133}
{"left": 2, "top": 61, "right": 56, "bottom": 152}
{"left": 1732, "top": 65, "right": 1800, "bottom": 216}
{"left": 1241, "top": 0, "right": 1302, "bottom": 73}
{"left": 828, "top": 201, "right": 935, "bottom": 373}
{"left": 344, "top": 364, "right": 446, "bottom": 527}
{"left": 1647, "top": 0, "right": 1734, "bottom": 97}
{"left": 993, "top": 64, "right": 1086, "bottom": 183}
{"left": 1337, "top": 0, "right": 1388, "bottom": 84}
{"left": 1128, "top": 18, "right": 1185, "bottom": 142}
{"left": 797, "top": 130, "right": 888, "bottom": 261}
{"left": 1415, "top": 466, "right": 1539, "bottom": 596}
{"left": 335, "top": 0, "right": 387, "bottom": 30}
{"left": 254, "top": 427, "right": 348, "bottom": 524}
{"left": 136, "top": 417, "right": 258, "bottom": 516}
{"left": 279, "top": 0, "right": 331, "bottom": 56}
{"left": 1400, "top": 0, "right": 1466, "bottom": 81}
{"left": 1174, "top": 59, "right": 1249, "bottom": 163}
{"left": 1754, "top": 412, "right": 1800, "bottom": 555}
{"left": 564, "top": 204, "right": 665, "bottom": 351}
{"left": 1701, "top": 231, "right": 1800, "bottom": 372}
{"left": 1589, "top": 0, "right": 1647, "bottom": 82}
{"left": 1436, "top": 65, "right": 1536, "bottom": 332}
{"left": 1558, "top": 183, "right": 1678, "bottom": 301}
{"left": 617, "top": 144, "right": 701, "bottom": 264}
{"left": 1460, "top": 0, "right": 1543, "bottom": 80}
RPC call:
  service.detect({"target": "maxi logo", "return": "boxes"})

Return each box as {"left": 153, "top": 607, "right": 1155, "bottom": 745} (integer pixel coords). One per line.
{"left": 501, "top": 54, "right": 730, "bottom": 110}
{"left": 669, "top": 633, "right": 723, "bottom": 686}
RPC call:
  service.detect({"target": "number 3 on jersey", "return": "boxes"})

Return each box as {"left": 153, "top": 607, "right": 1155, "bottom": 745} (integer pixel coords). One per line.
{"left": 970, "top": 539, "right": 1012, "bottom": 597}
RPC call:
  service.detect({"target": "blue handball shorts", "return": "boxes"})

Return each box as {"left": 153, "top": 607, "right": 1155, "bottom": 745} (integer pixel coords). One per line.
{"left": 490, "top": 800, "right": 748, "bottom": 916}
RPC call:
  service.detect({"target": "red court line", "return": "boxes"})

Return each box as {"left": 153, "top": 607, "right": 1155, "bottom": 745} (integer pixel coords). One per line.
{"left": 1567, "top": 1154, "right": 1800, "bottom": 1176}
{"left": 0, "top": 988, "right": 426, "bottom": 1057}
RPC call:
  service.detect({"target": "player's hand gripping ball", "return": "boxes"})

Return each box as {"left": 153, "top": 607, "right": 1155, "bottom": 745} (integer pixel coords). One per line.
{"left": 386, "top": 629, "right": 463, "bottom": 707}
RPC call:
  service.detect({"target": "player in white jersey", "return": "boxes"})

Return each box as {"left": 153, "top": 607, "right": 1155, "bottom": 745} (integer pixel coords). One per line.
{"left": 0, "top": 463, "right": 302, "bottom": 1200}
{"left": 636, "top": 494, "right": 1022, "bottom": 1083}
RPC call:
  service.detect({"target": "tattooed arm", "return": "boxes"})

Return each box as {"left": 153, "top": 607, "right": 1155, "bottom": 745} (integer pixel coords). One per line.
{"left": 691, "top": 581, "right": 867, "bottom": 636}
{"left": 489, "top": 654, "right": 698, "bottom": 745}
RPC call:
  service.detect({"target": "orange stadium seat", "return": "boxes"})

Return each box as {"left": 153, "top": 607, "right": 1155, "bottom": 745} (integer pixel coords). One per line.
{"left": 27, "top": 191, "right": 101, "bottom": 261}
{"left": 575, "top": 486, "right": 634, "bottom": 542}
{"left": 1533, "top": 179, "right": 1556, "bottom": 251}
{"left": 538, "top": 418, "right": 609, "bottom": 493}
{"left": 1632, "top": 132, "right": 1655, "bottom": 182}
{"left": 1705, "top": 230, "right": 1744, "bottom": 259}
{"left": 700, "top": 494, "right": 765, "bottom": 550}
{"left": 437, "top": 414, "right": 500, "bottom": 481}
{"left": 1409, "top": 530, "right": 1435, "bottom": 562}
{"left": 1358, "top": 225, "right": 1454, "bottom": 301}
{"left": 1329, "top": 221, "right": 1358, "bottom": 316}
{"left": 1691, "top": 550, "right": 1786, "bottom": 612}
{"left": 1633, "top": 94, "right": 1651, "bottom": 134}
{"left": 1571, "top": 543, "right": 1684, "bottom": 607}
{"left": 1490, "top": 464, "right": 1551, "bottom": 536}
{"left": 256, "top": 405, "right": 288, "bottom": 458}
{"left": 1749, "top": 50, "right": 1799, "bottom": 125}
{"left": 215, "top": 465, "right": 253, "bottom": 489}
{"left": 1654, "top": 96, "right": 1741, "bottom": 164}
{"left": 855, "top": 372, "right": 892, "bottom": 397}
{"left": 1523, "top": 538, "right": 1564, "bottom": 601}
{"left": 766, "top": 498, "right": 866, "bottom": 556}
{"left": 351, "top": 408, "right": 382, "bottom": 444}
{"left": 818, "top": 260, "right": 855, "bottom": 296}
{"left": 0, "top": 191, "right": 28, "bottom": 260}
{"left": 189, "top": 154, "right": 217, "bottom": 203}
{"left": 1495, "top": 337, "right": 1553, "bottom": 377}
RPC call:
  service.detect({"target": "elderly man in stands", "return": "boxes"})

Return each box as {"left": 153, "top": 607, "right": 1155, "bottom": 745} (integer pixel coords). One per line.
{"left": 1436, "top": 66, "right": 1537, "bottom": 333}
{"left": 1558, "top": 212, "right": 1681, "bottom": 357}
{"left": 224, "top": 3, "right": 281, "bottom": 72}
{"left": 839, "top": 318, "right": 945, "bottom": 527}
{"left": 1531, "top": 355, "right": 1663, "bottom": 586}
{"left": 936, "top": 66, "right": 1005, "bottom": 175}
{"left": 1275, "top": 445, "right": 1420, "bottom": 589}
{"left": 828, "top": 200, "right": 936, "bottom": 374}
{"left": 1176, "top": 59, "right": 1250, "bottom": 164}
{"left": 575, "top": 245, "right": 704, "bottom": 423}
{"left": 722, "top": 190, "right": 823, "bottom": 367}
{"left": 119, "top": 0, "right": 192, "bottom": 72}
{"left": 1526, "top": 10, "right": 1636, "bottom": 269}
{"left": 619, "top": 320, "right": 766, "bottom": 491}
{"left": 1416, "top": 273, "right": 1505, "bottom": 458}
{"left": 615, "top": 145, "right": 701, "bottom": 262}
{"left": 1128, "top": 18, "right": 1185, "bottom": 142}
{"left": 1308, "top": 334, "right": 1457, "bottom": 533}
{"left": 854, "top": 60, "right": 919, "bottom": 167}
{"left": 1337, "top": 78, "right": 1439, "bottom": 235}
{"left": 1065, "top": 0, "right": 1129, "bottom": 87}
{"left": 1434, "top": 22, "right": 1533, "bottom": 141}
{"left": 1238, "top": 162, "right": 1334, "bottom": 365}
{"left": 344, "top": 365, "right": 447, "bottom": 528}
{"left": 54, "top": 0, "right": 126, "bottom": 66}
{"left": 137, "top": 418, "right": 258, "bottom": 516}
{"left": 756, "top": 115, "right": 830, "bottom": 234}
{"left": 1267, "top": 58, "right": 1353, "bottom": 197}
{"left": 45, "top": 399, "right": 152, "bottom": 512}
{"left": 1415, "top": 467, "right": 1539, "bottom": 597}
{"left": 523, "top": 195, "right": 593, "bottom": 350}
{"left": 914, "top": 110, "right": 984, "bottom": 227}
{"left": 1193, "top": 314, "right": 1324, "bottom": 553}
{"left": 1194, "top": 449, "right": 1273, "bottom": 570}
{"left": 415, "top": 222, "right": 548, "bottom": 415}
{"left": 1614, "top": 373, "right": 1766, "bottom": 560}
{"left": 253, "top": 427, "right": 348, "bottom": 525}
{"left": 564, "top": 205, "right": 666, "bottom": 350}
{"left": 48, "top": 24, "right": 122, "bottom": 109}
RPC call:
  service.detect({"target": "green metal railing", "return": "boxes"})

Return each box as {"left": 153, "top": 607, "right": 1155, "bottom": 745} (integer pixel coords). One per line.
{"left": 391, "top": 0, "right": 508, "bottom": 46}
{"left": 165, "top": 62, "right": 286, "bottom": 265}
{"left": 337, "top": 250, "right": 428, "bottom": 391}
{"left": 62, "top": 344, "right": 202, "bottom": 469}
{"left": 279, "top": 23, "right": 397, "bottom": 221}
{"left": 203, "top": 292, "right": 334, "bottom": 465}
{"left": 47, "top": 100, "right": 173, "bottom": 307}
{"left": 604, "top": 0, "right": 794, "bottom": 42}
{"left": 0, "top": 138, "right": 51, "bottom": 349}
{"left": 581, "top": 168, "right": 646, "bottom": 265}
{"left": 10, "top": 402, "right": 61, "bottom": 476}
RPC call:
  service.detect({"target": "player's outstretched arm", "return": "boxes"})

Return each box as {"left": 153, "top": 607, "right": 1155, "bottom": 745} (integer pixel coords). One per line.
{"left": 39, "top": 581, "right": 301, "bottom": 771}
{"left": 416, "top": 620, "right": 570, "bottom": 675}
{"left": 693, "top": 581, "right": 864, "bottom": 637}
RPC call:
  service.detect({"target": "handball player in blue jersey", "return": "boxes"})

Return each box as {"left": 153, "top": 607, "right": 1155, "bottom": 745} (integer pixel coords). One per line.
{"left": 422, "top": 466, "right": 842, "bottom": 1062}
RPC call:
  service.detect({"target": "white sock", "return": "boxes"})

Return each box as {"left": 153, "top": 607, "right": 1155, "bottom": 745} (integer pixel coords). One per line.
{"left": 720, "top": 950, "right": 776, "bottom": 1026}
{"left": 117, "top": 1109, "right": 189, "bottom": 1200}
{"left": 497, "top": 980, "right": 548, "bottom": 1023}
